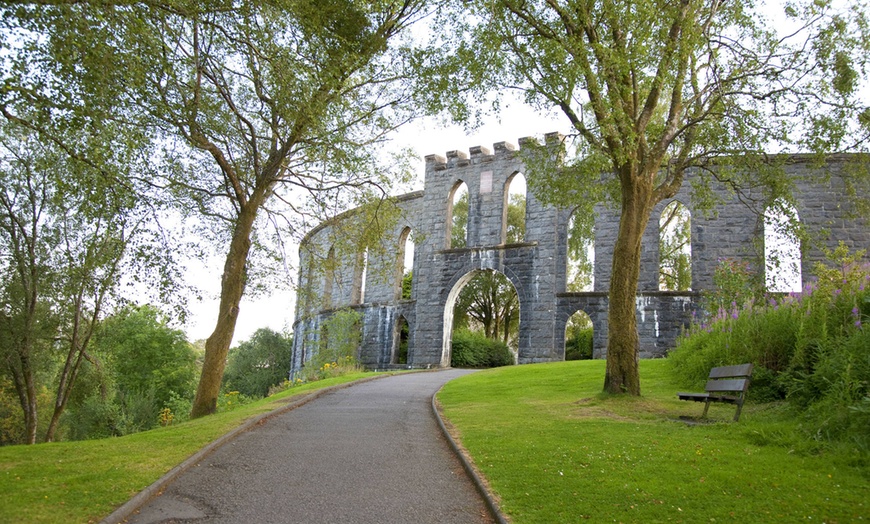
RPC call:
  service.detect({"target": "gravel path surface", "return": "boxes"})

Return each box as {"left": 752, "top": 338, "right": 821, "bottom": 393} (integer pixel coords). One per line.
{"left": 125, "top": 369, "right": 494, "bottom": 524}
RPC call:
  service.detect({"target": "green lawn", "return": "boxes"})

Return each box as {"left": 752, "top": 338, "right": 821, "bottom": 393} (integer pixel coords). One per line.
{"left": 0, "top": 373, "right": 377, "bottom": 524}
{"left": 437, "top": 360, "right": 870, "bottom": 523}
{"left": 4, "top": 363, "right": 868, "bottom": 524}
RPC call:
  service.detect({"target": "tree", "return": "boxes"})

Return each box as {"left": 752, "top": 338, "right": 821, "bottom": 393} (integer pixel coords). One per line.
{"left": 438, "top": 0, "right": 870, "bottom": 394}
{"left": 0, "top": 120, "right": 174, "bottom": 443}
{"left": 1, "top": 1, "right": 431, "bottom": 417}
{"left": 317, "top": 309, "right": 362, "bottom": 367}
{"left": 402, "top": 270, "right": 413, "bottom": 300}
{"left": 94, "top": 305, "right": 197, "bottom": 409}
{"left": 223, "top": 328, "right": 293, "bottom": 398}
{"left": 454, "top": 270, "right": 520, "bottom": 345}
{"left": 64, "top": 304, "right": 197, "bottom": 439}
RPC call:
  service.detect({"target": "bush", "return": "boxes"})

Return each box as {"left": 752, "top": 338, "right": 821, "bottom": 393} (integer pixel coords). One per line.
{"left": 223, "top": 328, "right": 293, "bottom": 398}
{"left": 565, "top": 328, "right": 593, "bottom": 360}
{"left": 451, "top": 329, "right": 514, "bottom": 368}
{"left": 316, "top": 309, "right": 362, "bottom": 369}
{"left": 93, "top": 305, "right": 197, "bottom": 410}
{"left": 788, "top": 327, "right": 870, "bottom": 449}
{"left": 668, "top": 300, "right": 799, "bottom": 399}
{"left": 291, "top": 310, "right": 364, "bottom": 385}
{"left": 64, "top": 396, "right": 125, "bottom": 441}
{"left": 669, "top": 245, "right": 870, "bottom": 451}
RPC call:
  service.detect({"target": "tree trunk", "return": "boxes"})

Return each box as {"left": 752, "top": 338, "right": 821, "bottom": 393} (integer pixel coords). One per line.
{"left": 45, "top": 343, "right": 87, "bottom": 442}
{"left": 17, "top": 279, "right": 40, "bottom": 444}
{"left": 9, "top": 356, "right": 39, "bottom": 444}
{"left": 190, "top": 199, "right": 261, "bottom": 418}
{"left": 604, "top": 172, "right": 654, "bottom": 396}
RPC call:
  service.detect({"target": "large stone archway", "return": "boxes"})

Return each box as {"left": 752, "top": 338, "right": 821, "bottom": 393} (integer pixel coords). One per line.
{"left": 441, "top": 268, "right": 521, "bottom": 367}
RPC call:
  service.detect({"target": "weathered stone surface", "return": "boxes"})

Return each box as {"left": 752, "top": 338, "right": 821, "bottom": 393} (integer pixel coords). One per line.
{"left": 291, "top": 145, "right": 870, "bottom": 373}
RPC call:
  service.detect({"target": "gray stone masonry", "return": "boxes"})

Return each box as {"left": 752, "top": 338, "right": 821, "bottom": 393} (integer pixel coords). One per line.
{"left": 291, "top": 143, "right": 870, "bottom": 373}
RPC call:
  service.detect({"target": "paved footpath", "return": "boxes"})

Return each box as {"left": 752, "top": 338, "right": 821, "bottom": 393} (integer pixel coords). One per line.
{"left": 124, "top": 369, "right": 494, "bottom": 524}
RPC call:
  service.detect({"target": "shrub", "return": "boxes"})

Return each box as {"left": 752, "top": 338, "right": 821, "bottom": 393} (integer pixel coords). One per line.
{"left": 565, "top": 328, "right": 593, "bottom": 360}
{"left": 223, "top": 328, "right": 293, "bottom": 398}
{"left": 64, "top": 396, "right": 125, "bottom": 441}
{"left": 451, "top": 329, "right": 514, "bottom": 368}
{"left": 292, "top": 309, "right": 364, "bottom": 385}
{"left": 316, "top": 309, "right": 362, "bottom": 369}
{"left": 217, "top": 390, "right": 255, "bottom": 412}
{"left": 701, "top": 258, "right": 764, "bottom": 316}
{"left": 669, "top": 244, "right": 870, "bottom": 450}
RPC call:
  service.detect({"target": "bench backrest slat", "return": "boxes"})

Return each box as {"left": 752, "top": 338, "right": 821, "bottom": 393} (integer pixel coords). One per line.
{"left": 708, "top": 363, "right": 753, "bottom": 379}
{"left": 704, "top": 378, "right": 751, "bottom": 393}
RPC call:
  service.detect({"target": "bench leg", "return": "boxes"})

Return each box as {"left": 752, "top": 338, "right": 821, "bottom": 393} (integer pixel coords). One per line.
{"left": 702, "top": 399, "right": 711, "bottom": 418}
{"left": 733, "top": 402, "right": 744, "bottom": 422}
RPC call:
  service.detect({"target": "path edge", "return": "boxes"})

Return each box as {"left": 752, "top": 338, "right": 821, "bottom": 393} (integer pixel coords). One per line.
{"left": 432, "top": 388, "right": 509, "bottom": 524}
{"left": 100, "top": 374, "right": 388, "bottom": 524}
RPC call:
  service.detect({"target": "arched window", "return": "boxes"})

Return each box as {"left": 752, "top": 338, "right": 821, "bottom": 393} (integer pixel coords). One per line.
{"left": 765, "top": 200, "right": 802, "bottom": 293}
{"left": 448, "top": 181, "right": 468, "bottom": 249}
{"left": 323, "top": 246, "right": 335, "bottom": 309}
{"left": 567, "top": 210, "right": 594, "bottom": 291}
{"left": 397, "top": 227, "right": 414, "bottom": 300}
{"left": 504, "top": 173, "right": 527, "bottom": 243}
{"left": 351, "top": 248, "right": 368, "bottom": 305}
{"left": 659, "top": 201, "right": 692, "bottom": 291}
{"left": 393, "top": 315, "right": 409, "bottom": 365}
{"left": 299, "top": 246, "right": 316, "bottom": 315}
{"left": 565, "top": 310, "right": 593, "bottom": 360}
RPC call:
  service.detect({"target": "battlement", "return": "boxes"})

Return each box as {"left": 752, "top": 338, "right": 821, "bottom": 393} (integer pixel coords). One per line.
{"left": 424, "top": 133, "right": 564, "bottom": 171}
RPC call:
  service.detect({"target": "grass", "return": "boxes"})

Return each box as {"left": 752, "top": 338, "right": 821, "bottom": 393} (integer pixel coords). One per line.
{"left": 4, "top": 362, "right": 868, "bottom": 523}
{"left": 437, "top": 360, "right": 870, "bottom": 523}
{"left": 0, "top": 372, "right": 379, "bottom": 524}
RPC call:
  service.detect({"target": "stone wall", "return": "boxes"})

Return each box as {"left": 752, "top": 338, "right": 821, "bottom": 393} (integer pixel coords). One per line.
{"left": 291, "top": 143, "right": 870, "bottom": 373}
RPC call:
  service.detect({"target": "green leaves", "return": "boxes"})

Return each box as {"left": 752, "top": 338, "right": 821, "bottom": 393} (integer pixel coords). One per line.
{"left": 93, "top": 305, "right": 197, "bottom": 409}
{"left": 223, "top": 328, "right": 293, "bottom": 398}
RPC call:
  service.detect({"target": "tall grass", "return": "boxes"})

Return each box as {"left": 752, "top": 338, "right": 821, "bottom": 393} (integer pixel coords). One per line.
{"left": 669, "top": 244, "right": 870, "bottom": 452}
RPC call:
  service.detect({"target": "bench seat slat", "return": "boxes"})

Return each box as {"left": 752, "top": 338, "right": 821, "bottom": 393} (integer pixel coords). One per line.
{"left": 677, "top": 392, "right": 709, "bottom": 402}
{"left": 704, "top": 394, "right": 741, "bottom": 404}
{"left": 708, "top": 364, "right": 753, "bottom": 379}
{"left": 704, "top": 378, "right": 750, "bottom": 393}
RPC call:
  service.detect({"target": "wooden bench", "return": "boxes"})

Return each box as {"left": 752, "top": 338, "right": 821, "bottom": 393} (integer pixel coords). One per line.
{"left": 677, "top": 363, "right": 753, "bottom": 422}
